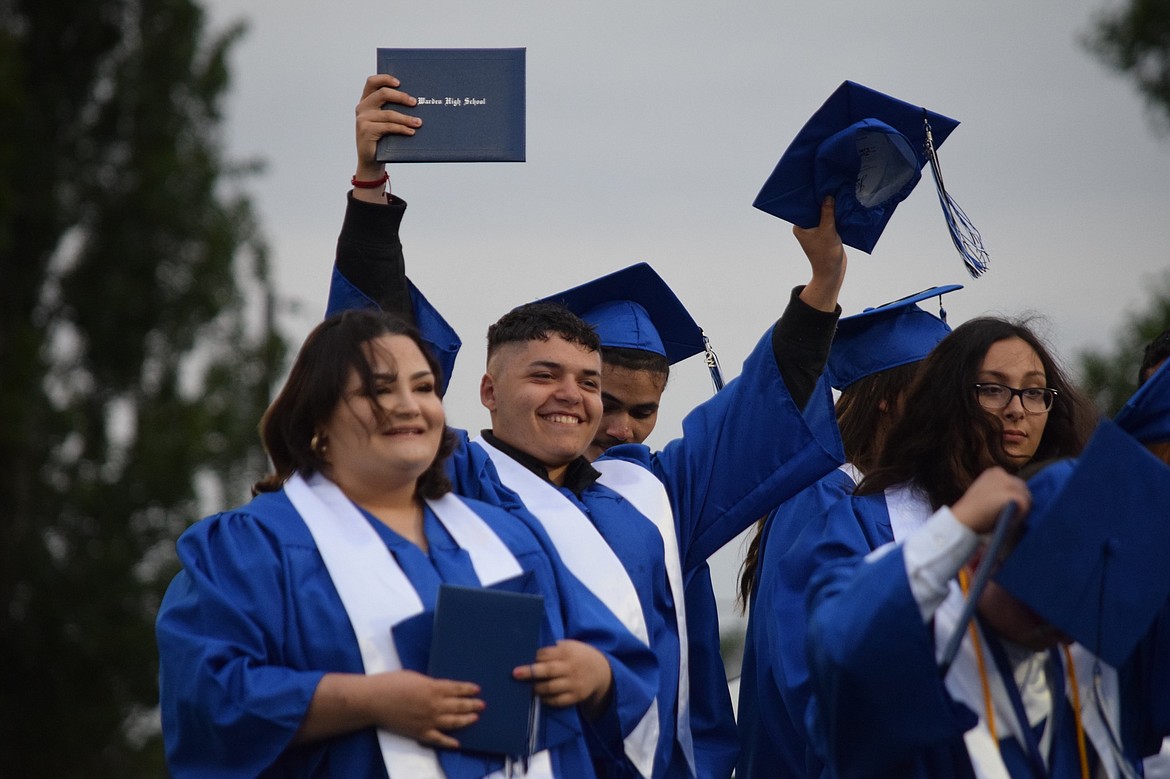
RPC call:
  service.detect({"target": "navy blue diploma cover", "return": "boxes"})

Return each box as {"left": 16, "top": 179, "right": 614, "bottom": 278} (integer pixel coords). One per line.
{"left": 427, "top": 581, "right": 544, "bottom": 756}
{"left": 375, "top": 48, "right": 526, "bottom": 163}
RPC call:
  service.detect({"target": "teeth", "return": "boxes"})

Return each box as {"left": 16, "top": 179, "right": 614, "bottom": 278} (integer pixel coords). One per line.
{"left": 545, "top": 414, "right": 580, "bottom": 424}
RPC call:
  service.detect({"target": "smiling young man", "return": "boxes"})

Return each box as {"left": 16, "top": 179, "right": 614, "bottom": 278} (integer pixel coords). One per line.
{"left": 478, "top": 311, "right": 605, "bottom": 486}
{"left": 324, "top": 73, "right": 846, "bottom": 778}
{"left": 408, "top": 276, "right": 842, "bottom": 779}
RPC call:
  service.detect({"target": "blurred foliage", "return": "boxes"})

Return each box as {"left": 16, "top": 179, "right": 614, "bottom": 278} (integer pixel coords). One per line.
{"left": 1085, "top": 0, "right": 1170, "bottom": 133}
{"left": 1078, "top": 272, "right": 1170, "bottom": 416}
{"left": 0, "top": 0, "right": 285, "bottom": 774}
{"left": 1082, "top": 0, "right": 1170, "bottom": 410}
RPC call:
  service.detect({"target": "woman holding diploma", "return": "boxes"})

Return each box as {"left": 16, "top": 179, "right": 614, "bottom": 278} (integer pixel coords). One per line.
{"left": 156, "top": 310, "right": 655, "bottom": 778}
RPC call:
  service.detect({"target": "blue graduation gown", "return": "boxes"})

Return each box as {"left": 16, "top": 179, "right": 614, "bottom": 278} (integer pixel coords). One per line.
{"left": 736, "top": 466, "right": 858, "bottom": 779}
{"left": 452, "top": 330, "right": 842, "bottom": 778}
{"left": 155, "top": 489, "right": 647, "bottom": 778}
{"left": 801, "top": 498, "right": 1170, "bottom": 779}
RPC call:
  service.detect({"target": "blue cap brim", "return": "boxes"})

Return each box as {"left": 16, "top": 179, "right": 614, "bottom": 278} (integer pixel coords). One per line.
{"left": 826, "top": 285, "right": 961, "bottom": 390}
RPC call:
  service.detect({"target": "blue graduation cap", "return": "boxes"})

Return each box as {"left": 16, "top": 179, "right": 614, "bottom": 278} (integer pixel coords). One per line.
{"left": 325, "top": 268, "right": 462, "bottom": 396}
{"left": 993, "top": 420, "right": 1170, "bottom": 667}
{"left": 1115, "top": 357, "right": 1170, "bottom": 445}
{"left": 826, "top": 284, "right": 961, "bottom": 390}
{"left": 537, "top": 262, "right": 724, "bottom": 390}
{"left": 754, "top": 81, "right": 989, "bottom": 277}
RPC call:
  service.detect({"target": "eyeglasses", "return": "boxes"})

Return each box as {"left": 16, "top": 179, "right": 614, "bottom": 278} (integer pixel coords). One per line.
{"left": 973, "top": 383, "right": 1058, "bottom": 413}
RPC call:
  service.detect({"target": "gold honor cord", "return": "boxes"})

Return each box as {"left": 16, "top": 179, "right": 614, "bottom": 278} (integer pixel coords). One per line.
{"left": 956, "top": 571, "right": 1091, "bottom": 779}
{"left": 958, "top": 567, "right": 999, "bottom": 742}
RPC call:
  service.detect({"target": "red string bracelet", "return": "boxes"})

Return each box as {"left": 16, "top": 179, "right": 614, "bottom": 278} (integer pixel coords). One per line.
{"left": 351, "top": 171, "right": 389, "bottom": 189}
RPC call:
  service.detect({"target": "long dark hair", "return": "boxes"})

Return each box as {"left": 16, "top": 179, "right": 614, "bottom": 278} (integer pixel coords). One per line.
{"left": 857, "top": 317, "right": 1096, "bottom": 509}
{"left": 253, "top": 309, "right": 456, "bottom": 497}
{"left": 737, "top": 361, "right": 922, "bottom": 609}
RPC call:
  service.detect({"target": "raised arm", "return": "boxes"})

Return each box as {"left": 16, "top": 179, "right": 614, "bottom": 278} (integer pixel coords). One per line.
{"left": 633, "top": 198, "right": 847, "bottom": 568}
{"left": 775, "top": 195, "right": 846, "bottom": 409}
{"left": 327, "top": 76, "right": 462, "bottom": 388}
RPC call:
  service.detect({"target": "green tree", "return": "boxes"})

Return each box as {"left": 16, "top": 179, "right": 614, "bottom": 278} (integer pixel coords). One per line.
{"left": 1081, "top": 1, "right": 1170, "bottom": 410}
{"left": 0, "top": 0, "right": 284, "bottom": 774}
{"left": 1078, "top": 272, "right": 1170, "bottom": 415}
{"left": 1085, "top": 0, "right": 1170, "bottom": 132}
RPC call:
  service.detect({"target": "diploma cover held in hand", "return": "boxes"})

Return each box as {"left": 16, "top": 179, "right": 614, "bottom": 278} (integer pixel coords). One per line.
{"left": 376, "top": 48, "right": 526, "bottom": 163}
{"left": 428, "top": 581, "right": 544, "bottom": 756}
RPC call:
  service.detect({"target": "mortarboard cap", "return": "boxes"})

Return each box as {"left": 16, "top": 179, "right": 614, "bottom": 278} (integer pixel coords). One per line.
{"left": 537, "top": 263, "right": 725, "bottom": 389}
{"left": 826, "top": 284, "right": 961, "bottom": 390}
{"left": 754, "top": 81, "right": 989, "bottom": 277}
{"left": 993, "top": 420, "right": 1170, "bottom": 667}
{"left": 538, "top": 263, "right": 701, "bottom": 363}
{"left": 1114, "top": 357, "right": 1170, "bottom": 445}
{"left": 326, "top": 269, "right": 462, "bottom": 395}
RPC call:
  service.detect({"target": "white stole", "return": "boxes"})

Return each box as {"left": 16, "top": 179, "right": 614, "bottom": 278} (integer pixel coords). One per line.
{"left": 935, "top": 581, "right": 1017, "bottom": 779}
{"left": 472, "top": 437, "right": 659, "bottom": 778}
{"left": 885, "top": 482, "right": 932, "bottom": 542}
{"left": 285, "top": 472, "right": 552, "bottom": 779}
{"left": 593, "top": 457, "right": 696, "bottom": 777}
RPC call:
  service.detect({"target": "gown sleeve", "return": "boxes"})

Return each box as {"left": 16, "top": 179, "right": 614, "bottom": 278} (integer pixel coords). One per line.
{"left": 325, "top": 193, "right": 461, "bottom": 393}
{"left": 803, "top": 507, "right": 979, "bottom": 779}
{"left": 155, "top": 507, "right": 331, "bottom": 777}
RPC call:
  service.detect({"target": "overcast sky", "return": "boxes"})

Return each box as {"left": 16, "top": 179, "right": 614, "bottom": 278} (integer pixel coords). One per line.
{"left": 201, "top": 0, "right": 1170, "bottom": 635}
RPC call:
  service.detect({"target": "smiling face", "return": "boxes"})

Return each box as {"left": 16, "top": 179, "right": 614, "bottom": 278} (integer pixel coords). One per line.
{"left": 588, "top": 363, "right": 666, "bottom": 461}
{"left": 480, "top": 335, "right": 603, "bottom": 483}
{"left": 320, "top": 334, "right": 445, "bottom": 497}
{"left": 977, "top": 337, "right": 1050, "bottom": 467}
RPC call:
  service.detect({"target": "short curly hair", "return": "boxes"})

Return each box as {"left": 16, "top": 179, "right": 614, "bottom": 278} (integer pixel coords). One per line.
{"left": 486, "top": 302, "right": 600, "bottom": 361}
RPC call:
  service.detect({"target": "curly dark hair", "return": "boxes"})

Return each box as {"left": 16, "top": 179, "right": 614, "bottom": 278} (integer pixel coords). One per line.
{"left": 486, "top": 302, "right": 600, "bottom": 361}
{"left": 253, "top": 309, "right": 456, "bottom": 497}
{"left": 857, "top": 317, "right": 1097, "bottom": 509}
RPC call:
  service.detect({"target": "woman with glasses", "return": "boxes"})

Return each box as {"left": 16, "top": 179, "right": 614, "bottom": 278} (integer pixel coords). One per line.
{"left": 794, "top": 317, "right": 1137, "bottom": 778}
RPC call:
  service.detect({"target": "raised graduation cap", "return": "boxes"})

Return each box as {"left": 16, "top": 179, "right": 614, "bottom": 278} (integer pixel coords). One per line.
{"left": 754, "top": 81, "right": 989, "bottom": 277}
{"left": 375, "top": 48, "right": 525, "bottom": 163}
{"left": 826, "top": 284, "right": 961, "bottom": 391}
{"left": 537, "top": 262, "right": 725, "bottom": 391}
{"left": 1114, "top": 356, "right": 1170, "bottom": 445}
{"left": 994, "top": 419, "right": 1170, "bottom": 667}
{"left": 428, "top": 583, "right": 544, "bottom": 757}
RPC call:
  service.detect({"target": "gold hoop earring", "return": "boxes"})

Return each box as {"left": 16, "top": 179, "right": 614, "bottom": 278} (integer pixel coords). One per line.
{"left": 310, "top": 432, "right": 327, "bottom": 457}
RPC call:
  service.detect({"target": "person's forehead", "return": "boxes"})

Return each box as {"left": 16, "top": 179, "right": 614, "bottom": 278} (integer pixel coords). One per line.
{"left": 365, "top": 333, "right": 426, "bottom": 369}
{"left": 979, "top": 337, "right": 1044, "bottom": 373}
{"left": 499, "top": 334, "right": 600, "bottom": 369}
{"left": 600, "top": 362, "right": 666, "bottom": 394}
